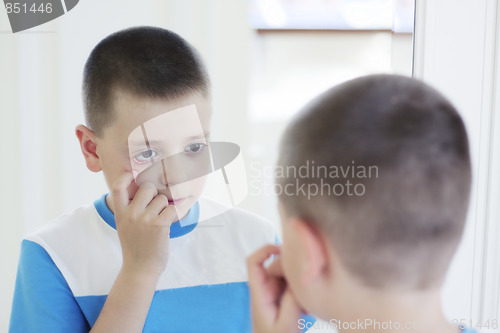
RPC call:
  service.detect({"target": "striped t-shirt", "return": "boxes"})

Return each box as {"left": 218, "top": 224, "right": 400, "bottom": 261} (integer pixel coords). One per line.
{"left": 10, "top": 195, "right": 279, "bottom": 332}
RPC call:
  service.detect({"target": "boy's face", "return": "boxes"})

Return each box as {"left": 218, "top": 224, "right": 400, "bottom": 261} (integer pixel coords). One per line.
{"left": 96, "top": 88, "right": 212, "bottom": 219}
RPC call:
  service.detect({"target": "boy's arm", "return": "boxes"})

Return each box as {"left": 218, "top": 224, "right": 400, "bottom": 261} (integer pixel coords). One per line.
{"left": 89, "top": 173, "right": 177, "bottom": 333}
{"left": 10, "top": 239, "right": 89, "bottom": 333}
{"left": 88, "top": 267, "right": 159, "bottom": 332}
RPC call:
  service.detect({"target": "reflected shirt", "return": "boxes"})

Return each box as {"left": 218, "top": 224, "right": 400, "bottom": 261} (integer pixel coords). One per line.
{"left": 9, "top": 195, "right": 279, "bottom": 332}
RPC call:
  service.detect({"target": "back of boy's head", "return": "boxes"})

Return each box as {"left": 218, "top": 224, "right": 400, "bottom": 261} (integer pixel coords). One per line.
{"left": 83, "top": 26, "right": 210, "bottom": 137}
{"left": 277, "top": 74, "right": 471, "bottom": 290}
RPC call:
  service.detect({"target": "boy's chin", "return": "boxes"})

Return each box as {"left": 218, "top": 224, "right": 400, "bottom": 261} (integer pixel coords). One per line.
{"left": 169, "top": 197, "right": 195, "bottom": 221}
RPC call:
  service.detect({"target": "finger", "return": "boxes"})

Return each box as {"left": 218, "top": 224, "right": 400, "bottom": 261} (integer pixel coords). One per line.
{"left": 155, "top": 204, "right": 179, "bottom": 226}
{"left": 247, "top": 245, "right": 281, "bottom": 274}
{"left": 146, "top": 194, "right": 169, "bottom": 216}
{"left": 130, "top": 182, "right": 158, "bottom": 211}
{"left": 111, "top": 172, "right": 135, "bottom": 211}
{"left": 267, "top": 256, "right": 287, "bottom": 299}
{"left": 267, "top": 255, "right": 285, "bottom": 278}
{"left": 247, "top": 245, "right": 281, "bottom": 290}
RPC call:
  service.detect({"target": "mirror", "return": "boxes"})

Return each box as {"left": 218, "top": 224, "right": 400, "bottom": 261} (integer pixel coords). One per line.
{"left": 243, "top": 0, "right": 416, "bottom": 225}
{"left": 0, "top": 1, "right": 416, "bottom": 330}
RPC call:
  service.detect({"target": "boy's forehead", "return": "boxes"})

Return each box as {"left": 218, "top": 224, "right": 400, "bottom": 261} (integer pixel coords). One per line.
{"left": 110, "top": 88, "right": 211, "bottom": 135}
{"left": 128, "top": 104, "right": 206, "bottom": 148}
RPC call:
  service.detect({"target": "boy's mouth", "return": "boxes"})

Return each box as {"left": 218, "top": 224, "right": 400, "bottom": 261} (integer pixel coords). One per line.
{"left": 167, "top": 197, "right": 187, "bottom": 205}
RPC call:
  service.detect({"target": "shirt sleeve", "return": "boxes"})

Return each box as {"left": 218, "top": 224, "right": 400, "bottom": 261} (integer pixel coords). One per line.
{"left": 9, "top": 239, "right": 90, "bottom": 333}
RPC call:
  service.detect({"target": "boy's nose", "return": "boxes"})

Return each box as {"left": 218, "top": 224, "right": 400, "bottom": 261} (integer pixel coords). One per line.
{"left": 133, "top": 156, "right": 185, "bottom": 188}
{"left": 159, "top": 157, "right": 186, "bottom": 187}
{"left": 160, "top": 149, "right": 212, "bottom": 187}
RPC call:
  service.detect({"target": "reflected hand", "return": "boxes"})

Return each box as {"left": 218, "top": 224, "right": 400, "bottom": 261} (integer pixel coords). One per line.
{"left": 247, "top": 244, "right": 302, "bottom": 333}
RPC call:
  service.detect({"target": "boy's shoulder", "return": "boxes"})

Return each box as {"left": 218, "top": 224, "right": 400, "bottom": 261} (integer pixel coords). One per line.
{"left": 24, "top": 202, "right": 111, "bottom": 246}
{"left": 21, "top": 202, "right": 121, "bottom": 297}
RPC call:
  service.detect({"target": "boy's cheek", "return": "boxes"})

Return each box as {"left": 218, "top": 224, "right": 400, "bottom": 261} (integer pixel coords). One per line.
{"left": 281, "top": 229, "right": 305, "bottom": 295}
{"left": 191, "top": 176, "right": 207, "bottom": 196}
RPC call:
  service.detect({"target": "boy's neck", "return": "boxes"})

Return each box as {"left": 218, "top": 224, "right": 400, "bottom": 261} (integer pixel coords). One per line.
{"left": 326, "top": 285, "right": 460, "bottom": 333}
{"left": 105, "top": 194, "right": 116, "bottom": 214}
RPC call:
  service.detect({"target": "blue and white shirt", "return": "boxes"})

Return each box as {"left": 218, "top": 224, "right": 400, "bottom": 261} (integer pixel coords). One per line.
{"left": 10, "top": 195, "right": 279, "bottom": 332}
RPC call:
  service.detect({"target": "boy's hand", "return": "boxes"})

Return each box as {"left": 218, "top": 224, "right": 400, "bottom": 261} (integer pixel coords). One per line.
{"left": 247, "top": 245, "right": 302, "bottom": 333}
{"left": 112, "top": 172, "right": 178, "bottom": 279}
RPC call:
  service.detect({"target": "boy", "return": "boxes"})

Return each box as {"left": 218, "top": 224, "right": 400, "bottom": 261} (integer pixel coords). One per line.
{"left": 247, "top": 74, "right": 477, "bottom": 333}
{"left": 10, "top": 26, "right": 276, "bottom": 332}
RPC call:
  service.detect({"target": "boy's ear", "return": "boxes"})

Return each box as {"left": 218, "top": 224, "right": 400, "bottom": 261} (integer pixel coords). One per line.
{"left": 291, "top": 218, "right": 330, "bottom": 285}
{"left": 75, "top": 124, "right": 102, "bottom": 173}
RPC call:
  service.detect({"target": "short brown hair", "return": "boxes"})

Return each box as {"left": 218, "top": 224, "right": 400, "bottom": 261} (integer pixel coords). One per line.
{"left": 277, "top": 74, "right": 471, "bottom": 289}
{"left": 83, "top": 26, "right": 210, "bottom": 136}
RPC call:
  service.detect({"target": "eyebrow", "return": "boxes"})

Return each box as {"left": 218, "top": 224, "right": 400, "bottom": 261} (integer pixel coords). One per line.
{"left": 127, "top": 133, "right": 210, "bottom": 146}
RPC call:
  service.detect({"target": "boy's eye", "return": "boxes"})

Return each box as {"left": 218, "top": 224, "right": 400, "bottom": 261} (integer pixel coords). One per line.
{"left": 185, "top": 143, "right": 206, "bottom": 154}
{"left": 134, "top": 149, "right": 158, "bottom": 163}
